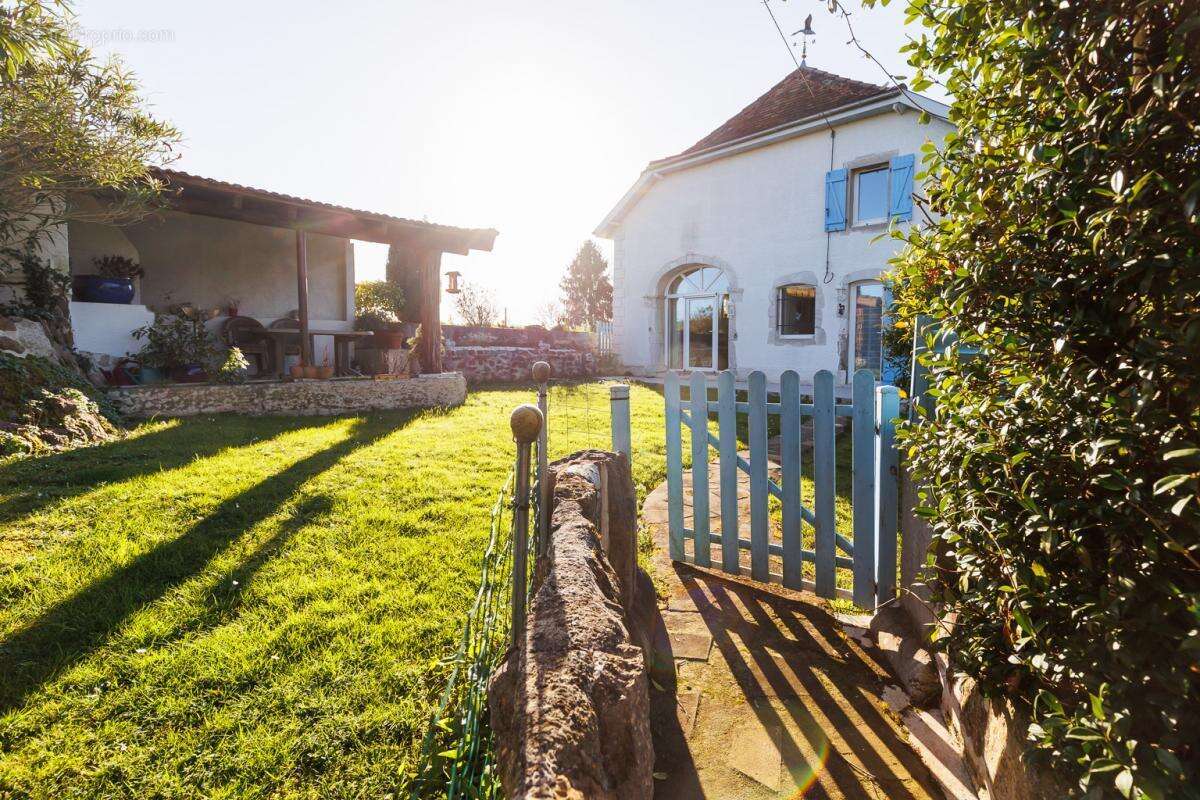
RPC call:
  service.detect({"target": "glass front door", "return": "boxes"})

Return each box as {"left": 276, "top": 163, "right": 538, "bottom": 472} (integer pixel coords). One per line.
{"left": 850, "top": 282, "right": 885, "bottom": 379}
{"left": 686, "top": 297, "right": 715, "bottom": 369}
{"left": 664, "top": 266, "right": 730, "bottom": 371}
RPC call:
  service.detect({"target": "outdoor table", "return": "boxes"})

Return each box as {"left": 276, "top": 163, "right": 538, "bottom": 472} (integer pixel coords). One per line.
{"left": 262, "top": 329, "right": 374, "bottom": 378}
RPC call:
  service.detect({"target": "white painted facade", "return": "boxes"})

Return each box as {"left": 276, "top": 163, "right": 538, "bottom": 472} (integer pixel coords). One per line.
{"left": 597, "top": 93, "right": 952, "bottom": 386}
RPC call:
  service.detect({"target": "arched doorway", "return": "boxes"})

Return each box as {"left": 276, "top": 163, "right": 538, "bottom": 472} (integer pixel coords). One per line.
{"left": 664, "top": 266, "right": 730, "bottom": 371}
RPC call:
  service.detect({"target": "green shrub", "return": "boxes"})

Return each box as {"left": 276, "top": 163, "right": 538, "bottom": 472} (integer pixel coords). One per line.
{"left": 354, "top": 280, "right": 405, "bottom": 323}
{"left": 885, "top": 0, "right": 1199, "bottom": 797}
{"left": 132, "top": 313, "right": 220, "bottom": 371}
{"left": 0, "top": 352, "right": 119, "bottom": 453}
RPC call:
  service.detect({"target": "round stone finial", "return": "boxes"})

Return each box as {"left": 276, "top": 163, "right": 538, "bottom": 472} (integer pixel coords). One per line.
{"left": 509, "top": 403, "right": 543, "bottom": 444}
{"left": 532, "top": 361, "right": 551, "bottom": 383}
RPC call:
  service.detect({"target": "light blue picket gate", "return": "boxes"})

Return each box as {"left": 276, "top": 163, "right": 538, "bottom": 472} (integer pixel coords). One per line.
{"left": 664, "top": 369, "right": 899, "bottom": 609}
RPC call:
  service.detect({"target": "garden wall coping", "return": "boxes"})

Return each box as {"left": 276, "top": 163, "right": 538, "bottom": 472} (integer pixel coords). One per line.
{"left": 106, "top": 372, "right": 466, "bottom": 418}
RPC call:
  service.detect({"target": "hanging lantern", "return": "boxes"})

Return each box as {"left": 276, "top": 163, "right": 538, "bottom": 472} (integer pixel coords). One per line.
{"left": 445, "top": 270, "right": 461, "bottom": 294}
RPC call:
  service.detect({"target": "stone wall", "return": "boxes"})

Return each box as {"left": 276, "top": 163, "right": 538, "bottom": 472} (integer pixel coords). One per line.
{"left": 443, "top": 324, "right": 595, "bottom": 351}
{"left": 106, "top": 372, "right": 466, "bottom": 418}
{"left": 443, "top": 346, "right": 595, "bottom": 385}
{"left": 488, "top": 450, "right": 654, "bottom": 800}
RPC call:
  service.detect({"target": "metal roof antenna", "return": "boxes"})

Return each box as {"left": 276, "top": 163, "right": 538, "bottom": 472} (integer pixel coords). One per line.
{"left": 792, "top": 14, "right": 816, "bottom": 67}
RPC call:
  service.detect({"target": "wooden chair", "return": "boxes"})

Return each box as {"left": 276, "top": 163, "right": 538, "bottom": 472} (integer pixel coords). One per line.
{"left": 220, "top": 316, "right": 272, "bottom": 376}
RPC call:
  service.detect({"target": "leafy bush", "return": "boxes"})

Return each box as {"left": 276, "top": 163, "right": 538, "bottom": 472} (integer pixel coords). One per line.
{"left": 886, "top": 0, "right": 1199, "bottom": 797}
{"left": 354, "top": 280, "right": 405, "bottom": 327}
{"left": 0, "top": 241, "right": 69, "bottom": 322}
{"left": 132, "top": 313, "right": 220, "bottom": 371}
{"left": 214, "top": 346, "right": 249, "bottom": 384}
{"left": 93, "top": 255, "right": 143, "bottom": 280}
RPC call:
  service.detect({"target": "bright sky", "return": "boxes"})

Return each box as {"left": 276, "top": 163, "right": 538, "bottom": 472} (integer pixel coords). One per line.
{"left": 72, "top": 0, "right": 936, "bottom": 325}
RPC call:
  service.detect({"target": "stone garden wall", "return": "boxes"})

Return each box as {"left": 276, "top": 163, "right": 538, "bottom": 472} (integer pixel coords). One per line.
{"left": 107, "top": 372, "right": 466, "bottom": 418}
{"left": 443, "top": 346, "right": 595, "bottom": 385}
{"left": 488, "top": 450, "right": 655, "bottom": 800}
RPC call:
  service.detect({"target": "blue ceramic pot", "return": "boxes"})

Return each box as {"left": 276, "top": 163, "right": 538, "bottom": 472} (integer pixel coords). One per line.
{"left": 76, "top": 274, "right": 135, "bottom": 304}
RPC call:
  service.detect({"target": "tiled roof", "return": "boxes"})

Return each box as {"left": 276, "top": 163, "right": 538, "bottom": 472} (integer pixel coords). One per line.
{"left": 652, "top": 67, "right": 894, "bottom": 166}
{"left": 154, "top": 167, "right": 497, "bottom": 239}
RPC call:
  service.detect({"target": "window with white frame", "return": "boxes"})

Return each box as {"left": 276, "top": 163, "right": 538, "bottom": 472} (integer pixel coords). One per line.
{"left": 852, "top": 165, "right": 890, "bottom": 225}
{"left": 776, "top": 284, "right": 816, "bottom": 336}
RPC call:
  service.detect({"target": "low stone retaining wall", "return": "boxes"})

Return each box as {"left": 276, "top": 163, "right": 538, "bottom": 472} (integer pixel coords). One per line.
{"left": 488, "top": 450, "right": 654, "bottom": 800}
{"left": 106, "top": 372, "right": 466, "bottom": 418}
{"left": 443, "top": 346, "right": 595, "bottom": 385}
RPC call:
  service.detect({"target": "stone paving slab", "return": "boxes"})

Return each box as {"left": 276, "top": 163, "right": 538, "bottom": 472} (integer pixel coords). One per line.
{"left": 644, "top": 474, "right": 949, "bottom": 800}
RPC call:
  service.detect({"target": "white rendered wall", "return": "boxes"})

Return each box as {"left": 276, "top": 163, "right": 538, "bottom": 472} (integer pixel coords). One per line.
{"left": 70, "top": 301, "right": 156, "bottom": 358}
{"left": 609, "top": 109, "right": 952, "bottom": 384}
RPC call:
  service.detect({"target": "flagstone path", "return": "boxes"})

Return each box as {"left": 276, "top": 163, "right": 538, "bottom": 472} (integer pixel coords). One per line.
{"left": 641, "top": 464, "right": 959, "bottom": 800}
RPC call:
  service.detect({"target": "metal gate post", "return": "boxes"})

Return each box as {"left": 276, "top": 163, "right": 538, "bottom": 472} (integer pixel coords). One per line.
{"left": 510, "top": 404, "right": 543, "bottom": 648}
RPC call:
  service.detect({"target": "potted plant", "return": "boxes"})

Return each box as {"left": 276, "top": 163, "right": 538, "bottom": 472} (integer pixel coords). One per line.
{"left": 354, "top": 280, "right": 407, "bottom": 349}
{"left": 132, "top": 310, "right": 221, "bottom": 383}
{"left": 75, "top": 255, "right": 144, "bottom": 304}
{"left": 225, "top": 296, "right": 240, "bottom": 317}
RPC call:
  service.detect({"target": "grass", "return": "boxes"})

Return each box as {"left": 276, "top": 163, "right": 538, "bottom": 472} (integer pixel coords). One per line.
{"left": 0, "top": 380, "right": 858, "bottom": 798}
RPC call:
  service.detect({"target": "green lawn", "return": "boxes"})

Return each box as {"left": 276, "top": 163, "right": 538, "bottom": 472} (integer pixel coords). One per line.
{"left": 0, "top": 380, "right": 855, "bottom": 798}
{"left": 0, "top": 383, "right": 674, "bottom": 799}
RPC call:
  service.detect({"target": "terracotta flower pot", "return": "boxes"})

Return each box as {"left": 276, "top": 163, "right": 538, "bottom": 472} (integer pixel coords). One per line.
{"left": 289, "top": 364, "right": 306, "bottom": 379}
{"left": 303, "top": 365, "right": 319, "bottom": 379}
{"left": 316, "top": 366, "right": 333, "bottom": 380}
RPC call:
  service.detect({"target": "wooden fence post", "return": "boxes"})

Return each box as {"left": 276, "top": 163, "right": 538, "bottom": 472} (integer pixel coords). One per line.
{"left": 717, "top": 370, "right": 740, "bottom": 574}
{"left": 875, "top": 385, "right": 900, "bottom": 606}
{"left": 852, "top": 370, "right": 878, "bottom": 610}
{"left": 689, "top": 372, "right": 712, "bottom": 568}
{"left": 664, "top": 372, "right": 685, "bottom": 561}
{"left": 813, "top": 370, "right": 836, "bottom": 598}
{"left": 780, "top": 370, "right": 803, "bottom": 590}
{"left": 609, "top": 383, "right": 631, "bottom": 462}
{"left": 748, "top": 371, "right": 769, "bottom": 583}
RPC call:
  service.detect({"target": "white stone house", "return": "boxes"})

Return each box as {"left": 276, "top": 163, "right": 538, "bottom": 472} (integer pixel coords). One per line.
{"left": 594, "top": 67, "right": 952, "bottom": 386}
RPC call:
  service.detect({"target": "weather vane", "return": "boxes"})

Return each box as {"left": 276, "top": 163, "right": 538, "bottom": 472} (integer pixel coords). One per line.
{"left": 792, "top": 13, "right": 816, "bottom": 66}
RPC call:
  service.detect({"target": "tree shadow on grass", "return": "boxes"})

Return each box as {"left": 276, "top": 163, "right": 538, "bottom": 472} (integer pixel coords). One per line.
{"left": 0, "top": 413, "right": 411, "bottom": 713}
{"left": 0, "top": 415, "right": 334, "bottom": 527}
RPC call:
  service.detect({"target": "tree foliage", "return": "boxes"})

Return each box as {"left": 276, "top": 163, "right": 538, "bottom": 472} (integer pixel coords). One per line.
{"left": 0, "top": 0, "right": 179, "bottom": 256}
{"left": 453, "top": 281, "right": 499, "bottom": 328}
{"left": 886, "top": 0, "right": 1199, "bottom": 796}
{"left": 355, "top": 280, "right": 406, "bottom": 321}
{"left": 558, "top": 240, "right": 612, "bottom": 330}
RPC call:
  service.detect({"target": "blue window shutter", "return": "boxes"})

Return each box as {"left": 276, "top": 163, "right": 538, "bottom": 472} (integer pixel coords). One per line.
{"left": 824, "top": 169, "right": 847, "bottom": 231}
{"left": 888, "top": 154, "right": 915, "bottom": 222}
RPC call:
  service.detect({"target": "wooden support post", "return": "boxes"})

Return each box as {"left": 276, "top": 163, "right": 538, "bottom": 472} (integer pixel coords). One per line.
{"left": 418, "top": 248, "right": 443, "bottom": 374}
{"left": 295, "top": 229, "right": 312, "bottom": 365}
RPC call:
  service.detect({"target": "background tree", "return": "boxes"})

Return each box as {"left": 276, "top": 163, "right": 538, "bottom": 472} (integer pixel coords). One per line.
{"left": 558, "top": 240, "right": 612, "bottom": 330}
{"left": 0, "top": 0, "right": 180, "bottom": 253}
{"left": 453, "top": 281, "right": 499, "bottom": 328}
{"left": 884, "top": 0, "right": 1198, "bottom": 796}
{"left": 533, "top": 299, "right": 563, "bottom": 330}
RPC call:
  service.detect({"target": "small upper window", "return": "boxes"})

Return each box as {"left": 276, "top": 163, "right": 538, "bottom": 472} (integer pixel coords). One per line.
{"left": 853, "top": 166, "right": 890, "bottom": 225}
{"left": 777, "top": 285, "right": 816, "bottom": 336}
